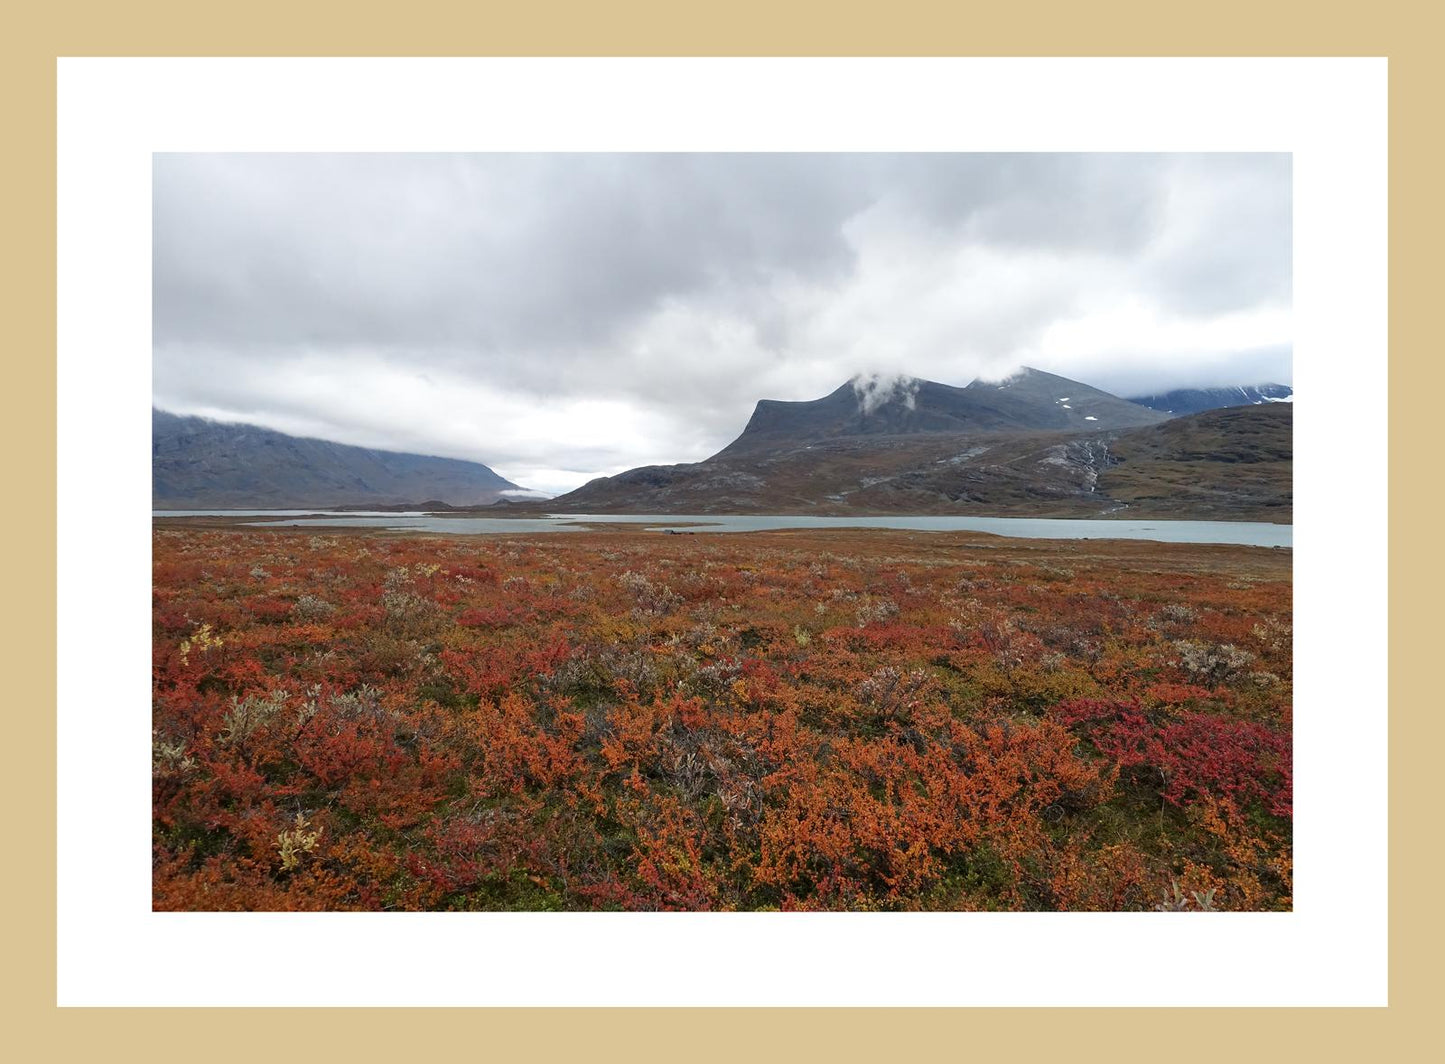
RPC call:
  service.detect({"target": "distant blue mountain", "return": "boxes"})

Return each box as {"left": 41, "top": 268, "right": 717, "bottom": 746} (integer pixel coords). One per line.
{"left": 153, "top": 409, "right": 528, "bottom": 508}
{"left": 1127, "top": 384, "right": 1293, "bottom": 416}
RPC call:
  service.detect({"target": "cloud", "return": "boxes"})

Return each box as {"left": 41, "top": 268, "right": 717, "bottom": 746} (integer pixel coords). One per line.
{"left": 852, "top": 373, "right": 919, "bottom": 414}
{"left": 153, "top": 153, "right": 1292, "bottom": 491}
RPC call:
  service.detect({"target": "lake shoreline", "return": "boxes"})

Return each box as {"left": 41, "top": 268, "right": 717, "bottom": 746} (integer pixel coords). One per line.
{"left": 153, "top": 511, "right": 1292, "bottom": 549}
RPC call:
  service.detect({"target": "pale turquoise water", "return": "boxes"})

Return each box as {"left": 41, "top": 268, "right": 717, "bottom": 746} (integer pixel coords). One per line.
{"left": 154, "top": 510, "right": 1292, "bottom": 548}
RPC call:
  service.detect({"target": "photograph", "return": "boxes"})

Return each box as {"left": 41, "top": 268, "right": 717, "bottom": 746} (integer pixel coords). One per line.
{"left": 150, "top": 151, "right": 1293, "bottom": 912}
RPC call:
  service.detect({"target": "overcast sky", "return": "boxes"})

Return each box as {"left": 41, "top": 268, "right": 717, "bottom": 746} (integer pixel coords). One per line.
{"left": 153, "top": 153, "right": 1291, "bottom": 495}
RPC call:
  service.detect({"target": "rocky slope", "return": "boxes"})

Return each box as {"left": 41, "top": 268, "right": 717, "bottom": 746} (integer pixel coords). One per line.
{"left": 1096, "top": 403, "right": 1293, "bottom": 520}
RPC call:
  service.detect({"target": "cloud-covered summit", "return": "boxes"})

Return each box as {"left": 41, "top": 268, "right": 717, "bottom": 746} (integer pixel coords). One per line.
{"left": 852, "top": 373, "right": 921, "bottom": 415}
{"left": 153, "top": 153, "right": 1291, "bottom": 494}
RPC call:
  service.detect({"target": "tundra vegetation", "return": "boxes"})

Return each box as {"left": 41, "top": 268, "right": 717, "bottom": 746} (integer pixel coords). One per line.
{"left": 153, "top": 526, "right": 1291, "bottom": 911}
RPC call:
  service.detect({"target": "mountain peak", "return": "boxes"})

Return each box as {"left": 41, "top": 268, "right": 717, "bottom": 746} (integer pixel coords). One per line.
{"left": 551, "top": 372, "right": 1288, "bottom": 521}
{"left": 716, "top": 369, "right": 1165, "bottom": 457}
{"left": 969, "top": 365, "right": 1065, "bottom": 387}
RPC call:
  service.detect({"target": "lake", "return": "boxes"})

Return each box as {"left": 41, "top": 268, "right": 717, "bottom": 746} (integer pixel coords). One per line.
{"left": 153, "top": 511, "right": 1293, "bottom": 548}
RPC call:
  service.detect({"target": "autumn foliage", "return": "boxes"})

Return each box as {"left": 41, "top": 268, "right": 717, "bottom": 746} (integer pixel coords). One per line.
{"left": 153, "top": 526, "right": 1292, "bottom": 910}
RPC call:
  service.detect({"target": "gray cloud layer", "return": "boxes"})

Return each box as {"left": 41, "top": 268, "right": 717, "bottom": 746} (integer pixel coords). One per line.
{"left": 153, "top": 153, "right": 1291, "bottom": 493}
